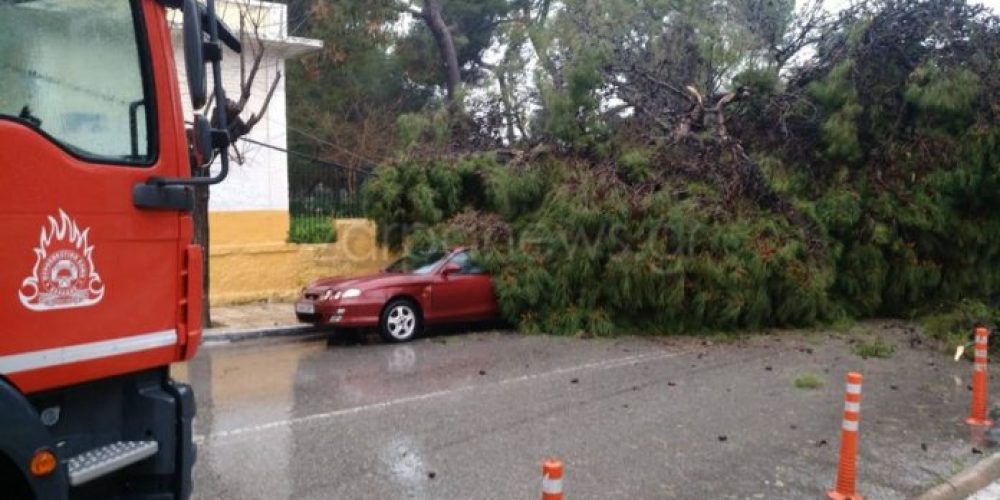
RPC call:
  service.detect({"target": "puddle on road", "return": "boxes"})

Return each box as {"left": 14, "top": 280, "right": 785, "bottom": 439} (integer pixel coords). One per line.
{"left": 380, "top": 435, "right": 430, "bottom": 498}
{"left": 172, "top": 335, "right": 507, "bottom": 439}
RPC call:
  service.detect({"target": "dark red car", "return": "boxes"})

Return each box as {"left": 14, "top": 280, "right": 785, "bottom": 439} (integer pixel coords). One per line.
{"left": 295, "top": 248, "right": 499, "bottom": 342}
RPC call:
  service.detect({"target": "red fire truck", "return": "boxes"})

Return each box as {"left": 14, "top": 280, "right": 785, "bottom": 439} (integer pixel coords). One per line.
{"left": 0, "top": 0, "right": 238, "bottom": 498}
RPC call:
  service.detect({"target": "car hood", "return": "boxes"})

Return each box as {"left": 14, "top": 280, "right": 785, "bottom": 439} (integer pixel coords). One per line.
{"left": 306, "top": 272, "right": 432, "bottom": 291}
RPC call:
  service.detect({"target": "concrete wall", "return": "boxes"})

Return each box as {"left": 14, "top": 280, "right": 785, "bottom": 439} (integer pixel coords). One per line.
{"left": 208, "top": 215, "right": 395, "bottom": 305}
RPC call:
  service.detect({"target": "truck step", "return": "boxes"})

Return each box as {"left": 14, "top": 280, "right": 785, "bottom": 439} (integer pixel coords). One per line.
{"left": 67, "top": 440, "right": 159, "bottom": 486}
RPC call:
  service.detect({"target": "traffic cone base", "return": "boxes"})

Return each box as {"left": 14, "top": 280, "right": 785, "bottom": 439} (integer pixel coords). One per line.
{"left": 542, "top": 458, "right": 563, "bottom": 500}
{"left": 965, "top": 416, "right": 994, "bottom": 427}
{"left": 827, "top": 491, "right": 863, "bottom": 500}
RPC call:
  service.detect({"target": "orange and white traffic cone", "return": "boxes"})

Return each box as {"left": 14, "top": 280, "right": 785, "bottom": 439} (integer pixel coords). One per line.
{"left": 542, "top": 458, "right": 564, "bottom": 500}
{"left": 828, "top": 372, "right": 863, "bottom": 500}
{"left": 966, "top": 327, "right": 993, "bottom": 427}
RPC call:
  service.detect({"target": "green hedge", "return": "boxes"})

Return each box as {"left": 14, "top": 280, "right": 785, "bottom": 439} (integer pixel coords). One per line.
{"left": 288, "top": 215, "right": 337, "bottom": 244}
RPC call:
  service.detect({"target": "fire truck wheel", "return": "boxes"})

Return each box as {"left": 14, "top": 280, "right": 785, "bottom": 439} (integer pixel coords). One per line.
{"left": 0, "top": 455, "right": 32, "bottom": 500}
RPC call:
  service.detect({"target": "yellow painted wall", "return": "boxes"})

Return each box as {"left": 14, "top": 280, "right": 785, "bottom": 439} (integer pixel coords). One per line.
{"left": 210, "top": 210, "right": 290, "bottom": 247}
{"left": 208, "top": 212, "right": 395, "bottom": 305}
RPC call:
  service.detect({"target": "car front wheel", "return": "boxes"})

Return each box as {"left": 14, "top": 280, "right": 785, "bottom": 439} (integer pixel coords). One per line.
{"left": 379, "top": 299, "right": 422, "bottom": 343}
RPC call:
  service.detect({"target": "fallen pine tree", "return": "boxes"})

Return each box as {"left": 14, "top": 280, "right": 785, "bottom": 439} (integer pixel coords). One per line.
{"left": 362, "top": 0, "right": 1000, "bottom": 335}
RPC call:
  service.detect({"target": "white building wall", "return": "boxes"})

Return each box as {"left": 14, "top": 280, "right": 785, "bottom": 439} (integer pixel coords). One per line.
{"left": 170, "top": 1, "right": 319, "bottom": 213}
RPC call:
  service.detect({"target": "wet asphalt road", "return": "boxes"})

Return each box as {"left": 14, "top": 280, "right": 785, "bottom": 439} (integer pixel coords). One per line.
{"left": 173, "top": 323, "right": 994, "bottom": 499}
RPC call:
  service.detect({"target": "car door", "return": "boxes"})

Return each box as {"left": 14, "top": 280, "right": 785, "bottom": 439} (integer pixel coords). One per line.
{"left": 429, "top": 251, "right": 496, "bottom": 322}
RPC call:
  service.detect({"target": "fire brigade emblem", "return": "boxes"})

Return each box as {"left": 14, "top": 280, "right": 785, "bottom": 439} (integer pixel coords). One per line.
{"left": 19, "top": 210, "right": 105, "bottom": 311}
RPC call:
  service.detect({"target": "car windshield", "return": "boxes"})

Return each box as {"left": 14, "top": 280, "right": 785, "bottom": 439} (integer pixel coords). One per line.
{"left": 384, "top": 250, "right": 448, "bottom": 275}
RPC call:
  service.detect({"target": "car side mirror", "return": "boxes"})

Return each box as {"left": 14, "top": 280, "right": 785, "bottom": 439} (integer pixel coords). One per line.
{"left": 182, "top": 0, "right": 206, "bottom": 109}
{"left": 442, "top": 263, "right": 462, "bottom": 276}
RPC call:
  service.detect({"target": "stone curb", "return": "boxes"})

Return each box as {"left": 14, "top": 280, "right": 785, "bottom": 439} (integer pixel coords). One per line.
{"left": 201, "top": 324, "right": 326, "bottom": 343}
{"left": 916, "top": 452, "right": 1000, "bottom": 500}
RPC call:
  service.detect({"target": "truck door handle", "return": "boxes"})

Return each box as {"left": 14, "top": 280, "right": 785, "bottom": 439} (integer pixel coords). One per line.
{"left": 133, "top": 183, "right": 194, "bottom": 211}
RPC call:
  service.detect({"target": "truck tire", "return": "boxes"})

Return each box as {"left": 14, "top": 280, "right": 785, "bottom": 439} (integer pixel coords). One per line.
{"left": 0, "top": 455, "right": 33, "bottom": 500}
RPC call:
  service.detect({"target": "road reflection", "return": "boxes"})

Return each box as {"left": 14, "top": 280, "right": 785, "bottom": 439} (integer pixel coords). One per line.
{"left": 174, "top": 334, "right": 499, "bottom": 499}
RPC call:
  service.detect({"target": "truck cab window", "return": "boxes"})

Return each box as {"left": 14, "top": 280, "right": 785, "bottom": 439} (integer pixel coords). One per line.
{"left": 0, "top": 0, "right": 154, "bottom": 164}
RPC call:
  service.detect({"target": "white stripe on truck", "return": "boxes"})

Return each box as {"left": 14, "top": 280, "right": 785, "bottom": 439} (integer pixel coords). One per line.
{"left": 0, "top": 329, "right": 177, "bottom": 374}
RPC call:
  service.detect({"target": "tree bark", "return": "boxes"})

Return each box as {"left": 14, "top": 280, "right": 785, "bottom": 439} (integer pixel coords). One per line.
{"left": 192, "top": 183, "right": 211, "bottom": 328}
{"left": 497, "top": 71, "right": 516, "bottom": 142}
{"left": 483, "top": 62, "right": 520, "bottom": 143}
{"left": 421, "top": 0, "right": 462, "bottom": 107}
{"left": 525, "top": 0, "right": 559, "bottom": 86}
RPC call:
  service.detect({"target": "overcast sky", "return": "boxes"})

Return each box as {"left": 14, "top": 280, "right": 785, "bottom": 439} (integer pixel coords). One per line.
{"left": 822, "top": 0, "right": 1000, "bottom": 12}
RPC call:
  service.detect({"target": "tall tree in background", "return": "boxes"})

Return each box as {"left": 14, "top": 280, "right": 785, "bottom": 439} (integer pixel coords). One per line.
{"left": 286, "top": 0, "right": 430, "bottom": 172}
{"left": 393, "top": 0, "right": 513, "bottom": 109}
{"left": 534, "top": 0, "right": 809, "bottom": 141}
{"left": 286, "top": 0, "right": 518, "bottom": 162}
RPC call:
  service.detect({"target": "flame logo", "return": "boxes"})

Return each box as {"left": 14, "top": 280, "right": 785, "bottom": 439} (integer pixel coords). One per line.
{"left": 19, "top": 209, "right": 105, "bottom": 311}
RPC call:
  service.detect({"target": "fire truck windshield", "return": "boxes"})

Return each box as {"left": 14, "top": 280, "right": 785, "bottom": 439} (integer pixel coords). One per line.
{"left": 0, "top": 0, "right": 154, "bottom": 165}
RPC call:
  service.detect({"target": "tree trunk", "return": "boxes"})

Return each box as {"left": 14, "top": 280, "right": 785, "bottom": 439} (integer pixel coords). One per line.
{"left": 525, "top": 1, "right": 560, "bottom": 87}
{"left": 422, "top": 0, "right": 461, "bottom": 107}
{"left": 193, "top": 184, "right": 211, "bottom": 328}
{"left": 494, "top": 67, "right": 517, "bottom": 143}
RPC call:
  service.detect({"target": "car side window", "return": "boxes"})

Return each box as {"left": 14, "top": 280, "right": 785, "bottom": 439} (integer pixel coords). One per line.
{"left": 450, "top": 251, "right": 485, "bottom": 275}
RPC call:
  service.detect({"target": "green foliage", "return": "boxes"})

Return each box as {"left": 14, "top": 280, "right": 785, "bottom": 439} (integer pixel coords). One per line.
{"left": 366, "top": 154, "right": 839, "bottom": 335}
{"left": 288, "top": 216, "right": 338, "bottom": 244}
{"left": 794, "top": 373, "right": 824, "bottom": 390}
{"left": 284, "top": 0, "right": 433, "bottom": 183}
{"left": 810, "top": 60, "right": 863, "bottom": 162}
{"left": 732, "top": 0, "right": 795, "bottom": 49}
{"left": 732, "top": 68, "right": 781, "bottom": 118}
{"left": 539, "top": 71, "right": 608, "bottom": 149}
{"left": 362, "top": 154, "right": 502, "bottom": 250}
{"left": 356, "top": 0, "right": 1000, "bottom": 338}
{"left": 853, "top": 339, "right": 894, "bottom": 359}
{"left": 397, "top": 110, "right": 452, "bottom": 151}
{"left": 920, "top": 300, "right": 999, "bottom": 345}
{"left": 618, "top": 148, "right": 654, "bottom": 184}
{"left": 486, "top": 164, "right": 547, "bottom": 220}
{"left": 905, "top": 65, "right": 982, "bottom": 131}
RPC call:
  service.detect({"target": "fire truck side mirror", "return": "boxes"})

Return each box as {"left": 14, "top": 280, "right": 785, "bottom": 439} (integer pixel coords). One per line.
{"left": 183, "top": 0, "right": 207, "bottom": 109}
{"left": 191, "top": 114, "right": 213, "bottom": 168}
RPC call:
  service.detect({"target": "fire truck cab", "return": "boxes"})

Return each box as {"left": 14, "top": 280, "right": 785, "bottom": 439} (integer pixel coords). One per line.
{"left": 0, "top": 0, "right": 235, "bottom": 498}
